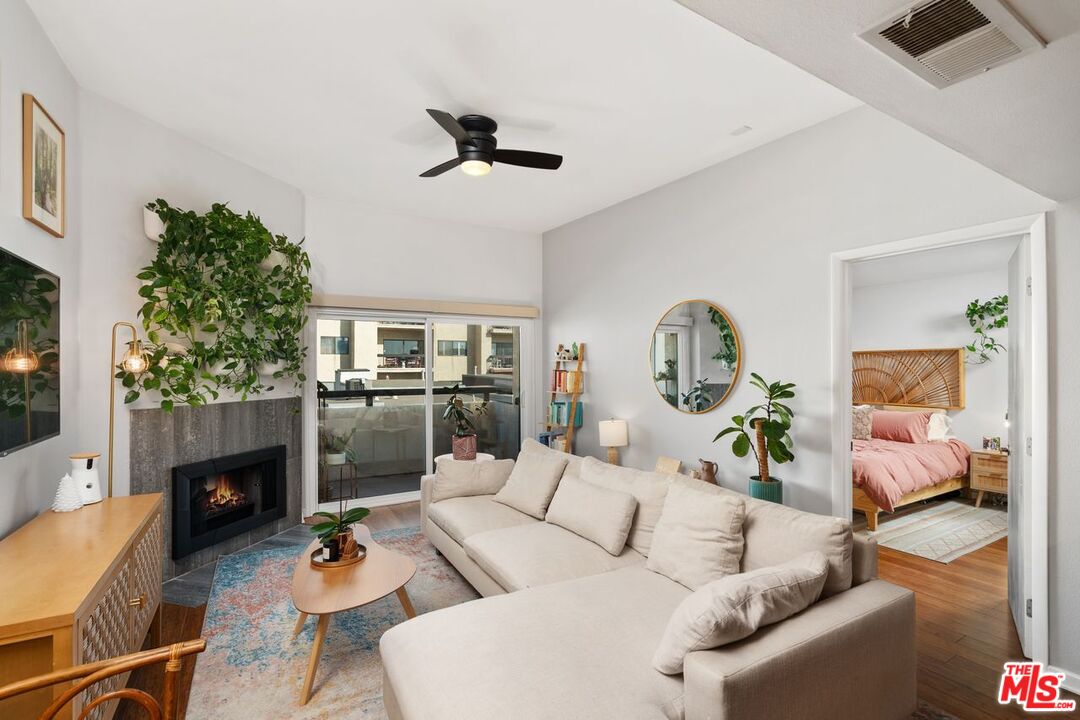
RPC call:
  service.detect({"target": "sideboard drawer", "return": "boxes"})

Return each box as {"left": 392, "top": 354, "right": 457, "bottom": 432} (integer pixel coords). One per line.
{"left": 131, "top": 511, "right": 164, "bottom": 642}
{"left": 76, "top": 559, "right": 132, "bottom": 720}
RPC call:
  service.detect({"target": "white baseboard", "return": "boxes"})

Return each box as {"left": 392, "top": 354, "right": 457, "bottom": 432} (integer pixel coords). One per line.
{"left": 357, "top": 490, "right": 421, "bottom": 508}
{"left": 1049, "top": 664, "right": 1080, "bottom": 695}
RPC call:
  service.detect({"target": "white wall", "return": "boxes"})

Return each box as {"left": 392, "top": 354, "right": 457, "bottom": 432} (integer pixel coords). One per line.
{"left": 0, "top": 0, "right": 81, "bottom": 538}
{"left": 304, "top": 196, "right": 542, "bottom": 306}
{"left": 76, "top": 90, "right": 305, "bottom": 499}
{"left": 852, "top": 269, "right": 1010, "bottom": 449}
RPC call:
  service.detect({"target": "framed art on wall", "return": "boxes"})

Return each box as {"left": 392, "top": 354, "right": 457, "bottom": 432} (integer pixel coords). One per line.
{"left": 22, "top": 94, "right": 66, "bottom": 237}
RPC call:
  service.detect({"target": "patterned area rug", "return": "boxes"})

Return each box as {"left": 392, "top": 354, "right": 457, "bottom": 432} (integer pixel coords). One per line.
{"left": 872, "top": 501, "right": 1007, "bottom": 563}
{"left": 187, "top": 526, "right": 959, "bottom": 719}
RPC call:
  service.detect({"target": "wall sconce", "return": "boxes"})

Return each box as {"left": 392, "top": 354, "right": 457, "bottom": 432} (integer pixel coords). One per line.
{"left": 2, "top": 319, "right": 40, "bottom": 374}
{"left": 108, "top": 321, "right": 149, "bottom": 498}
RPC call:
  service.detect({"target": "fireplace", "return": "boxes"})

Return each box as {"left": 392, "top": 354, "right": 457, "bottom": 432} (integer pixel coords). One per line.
{"left": 172, "top": 445, "right": 287, "bottom": 559}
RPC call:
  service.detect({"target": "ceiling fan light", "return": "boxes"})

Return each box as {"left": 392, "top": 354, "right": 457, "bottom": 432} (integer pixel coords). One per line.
{"left": 460, "top": 159, "right": 492, "bottom": 177}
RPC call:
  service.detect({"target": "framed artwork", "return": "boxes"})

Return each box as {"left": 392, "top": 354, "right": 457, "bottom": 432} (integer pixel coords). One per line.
{"left": 22, "top": 94, "right": 66, "bottom": 237}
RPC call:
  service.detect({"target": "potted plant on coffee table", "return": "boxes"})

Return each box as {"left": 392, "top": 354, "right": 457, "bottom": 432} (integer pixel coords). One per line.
{"left": 713, "top": 372, "right": 796, "bottom": 504}
{"left": 442, "top": 384, "right": 486, "bottom": 460}
{"left": 310, "top": 502, "right": 370, "bottom": 562}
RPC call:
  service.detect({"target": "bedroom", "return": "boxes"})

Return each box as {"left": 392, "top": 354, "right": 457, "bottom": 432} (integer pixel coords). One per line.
{"left": 846, "top": 231, "right": 1036, "bottom": 666}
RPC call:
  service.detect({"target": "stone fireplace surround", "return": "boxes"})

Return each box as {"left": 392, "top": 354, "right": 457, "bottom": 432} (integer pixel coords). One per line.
{"left": 130, "top": 397, "right": 302, "bottom": 580}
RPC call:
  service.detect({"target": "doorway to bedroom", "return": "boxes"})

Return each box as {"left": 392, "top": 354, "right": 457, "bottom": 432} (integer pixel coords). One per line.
{"left": 830, "top": 214, "right": 1049, "bottom": 679}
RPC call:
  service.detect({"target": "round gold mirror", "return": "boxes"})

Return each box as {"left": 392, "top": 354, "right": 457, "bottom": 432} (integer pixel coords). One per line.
{"left": 650, "top": 300, "right": 741, "bottom": 414}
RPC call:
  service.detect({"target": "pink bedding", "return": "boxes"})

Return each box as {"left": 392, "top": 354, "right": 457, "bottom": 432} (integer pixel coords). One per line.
{"left": 852, "top": 438, "right": 971, "bottom": 512}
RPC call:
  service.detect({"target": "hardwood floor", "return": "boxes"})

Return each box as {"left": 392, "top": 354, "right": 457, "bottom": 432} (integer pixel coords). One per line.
{"left": 123, "top": 501, "right": 1074, "bottom": 719}
{"left": 879, "top": 536, "right": 1077, "bottom": 719}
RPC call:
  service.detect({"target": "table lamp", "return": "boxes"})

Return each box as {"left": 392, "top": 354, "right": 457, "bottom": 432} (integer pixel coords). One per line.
{"left": 598, "top": 419, "right": 628, "bottom": 466}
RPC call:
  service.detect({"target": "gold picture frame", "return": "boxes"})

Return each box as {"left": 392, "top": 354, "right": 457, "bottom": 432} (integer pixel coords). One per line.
{"left": 22, "top": 94, "right": 66, "bottom": 238}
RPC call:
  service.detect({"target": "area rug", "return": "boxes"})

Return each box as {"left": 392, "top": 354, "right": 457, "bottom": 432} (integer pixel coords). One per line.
{"left": 186, "top": 527, "right": 479, "bottom": 719}
{"left": 872, "top": 500, "right": 1007, "bottom": 563}
{"left": 187, "top": 526, "right": 960, "bottom": 720}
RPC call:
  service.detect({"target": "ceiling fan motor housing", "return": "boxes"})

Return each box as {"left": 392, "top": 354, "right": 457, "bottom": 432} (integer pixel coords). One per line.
{"left": 458, "top": 115, "right": 498, "bottom": 164}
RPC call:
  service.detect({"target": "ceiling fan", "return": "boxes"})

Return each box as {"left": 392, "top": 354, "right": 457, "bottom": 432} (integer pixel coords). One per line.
{"left": 419, "top": 109, "right": 563, "bottom": 178}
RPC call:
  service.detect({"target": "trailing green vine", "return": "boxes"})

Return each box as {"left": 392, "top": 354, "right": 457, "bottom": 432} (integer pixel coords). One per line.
{"left": 707, "top": 307, "right": 738, "bottom": 369}
{"left": 120, "top": 200, "right": 312, "bottom": 411}
{"left": 965, "top": 295, "right": 1007, "bottom": 364}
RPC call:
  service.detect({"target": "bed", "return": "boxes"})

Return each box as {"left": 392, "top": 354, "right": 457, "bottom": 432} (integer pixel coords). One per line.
{"left": 851, "top": 349, "right": 971, "bottom": 531}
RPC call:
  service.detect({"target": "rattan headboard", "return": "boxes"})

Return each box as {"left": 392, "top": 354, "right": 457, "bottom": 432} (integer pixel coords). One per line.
{"left": 852, "top": 348, "right": 965, "bottom": 410}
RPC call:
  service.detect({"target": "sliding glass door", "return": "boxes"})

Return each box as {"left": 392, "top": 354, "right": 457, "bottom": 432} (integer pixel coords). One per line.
{"left": 310, "top": 312, "right": 528, "bottom": 508}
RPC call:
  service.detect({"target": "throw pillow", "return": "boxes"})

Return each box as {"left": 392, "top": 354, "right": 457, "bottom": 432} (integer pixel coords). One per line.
{"left": 872, "top": 410, "right": 931, "bottom": 443}
{"left": 431, "top": 458, "right": 515, "bottom": 504}
{"left": 545, "top": 475, "right": 638, "bottom": 555}
{"left": 521, "top": 437, "right": 583, "bottom": 480}
{"left": 580, "top": 456, "right": 674, "bottom": 556}
{"left": 927, "top": 412, "right": 953, "bottom": 442}
{"left": 652, "top": 551, "right": 829, "bottom": 674}
{"left": 852, "top": 405, "right": 874, "bottom": 441}
{"left": 493, "top": 450, "right": 568, "bottom": 519}
{"left": 646, "top": 478, "right": 746, "bottom": 590}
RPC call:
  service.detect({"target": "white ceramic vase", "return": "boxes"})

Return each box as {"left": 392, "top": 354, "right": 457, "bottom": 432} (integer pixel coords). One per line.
{"left": 143, "top": 206, "right": 166, "bottom": 242}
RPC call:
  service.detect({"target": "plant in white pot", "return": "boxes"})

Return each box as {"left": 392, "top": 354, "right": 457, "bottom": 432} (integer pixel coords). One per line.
{"left": 713, "top": 373, "right": 796, "bottom": 504}
{"left": 442, "top": 385, "right": 488, "bottom": 460}
{"left": 323, "top": 429, "right": 356, "bottom": 466}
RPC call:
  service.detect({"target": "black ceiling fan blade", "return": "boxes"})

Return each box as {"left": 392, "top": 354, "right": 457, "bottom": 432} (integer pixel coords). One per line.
{"left": 493, "top": 149, "right": 563, "bottom": 170}
{"left": 426, "top": 109, "right": 474, "bottom": 146}
{"left": 419, "top": 158, "right": 461, "bottom": 177}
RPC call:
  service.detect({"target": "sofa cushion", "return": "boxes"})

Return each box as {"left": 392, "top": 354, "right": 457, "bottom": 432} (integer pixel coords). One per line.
{"left": 431, "top": 458, "right": 515, "bottom": 504}
{"left": 427, "top": 495, "right": 535, "bottom": 546}
{"left": 653, "top": 551, "right": 829, "bottom": 674}
{"left": 380, "top": 565, "right": 689, "bottom": 720}
{"left": 494, "top": 450, "right": 567, "bottom": 519}
{"left": 580, "top": 456, "right": 674, "bottom": 556}
{"left": 646, "top": 479, "right": 746, "bottom": 590}
{"left": 521, "top": 436, "right": 584, "bottom": 480}
{"left": 464, "top": 522, "right": 644, "bottom": 592}
{"left": 545, "top": 475, "right": 637, "bottom": 555}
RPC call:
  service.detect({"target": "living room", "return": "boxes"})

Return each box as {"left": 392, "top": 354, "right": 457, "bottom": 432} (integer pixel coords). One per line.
{"left": 1, "top": 0, "right": 1079, "bottom": 718}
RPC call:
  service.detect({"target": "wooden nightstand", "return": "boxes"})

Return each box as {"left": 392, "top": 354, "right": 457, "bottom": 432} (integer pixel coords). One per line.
{"left": 970, "top": 450, "right": 1008, "bottom": 508}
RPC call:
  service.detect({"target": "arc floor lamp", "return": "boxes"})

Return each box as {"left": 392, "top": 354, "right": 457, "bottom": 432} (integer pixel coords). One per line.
{"left": 108, "top": 321, "right": 149, "bottom": 498}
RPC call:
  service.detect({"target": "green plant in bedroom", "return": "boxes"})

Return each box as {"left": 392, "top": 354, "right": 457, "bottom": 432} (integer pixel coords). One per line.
{"left": 713, "top": 372, "right": 796, "bottom": 504}
{"left": 965, "top": 295, "right": 1008, "bottom": 364}
{"left": 681, "top": 379, "right": 713, "bottom": 412}
{"left": 122, "top": 199, "right": 312, "bottom": 411}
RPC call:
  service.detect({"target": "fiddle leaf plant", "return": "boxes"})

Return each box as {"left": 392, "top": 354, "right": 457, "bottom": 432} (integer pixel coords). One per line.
{"left": 965, "top": 295, "right": 1008, "bottom": 364}
{"left": 713, "top": 372, "right": 796, "bottom": 482}
{"left": 123, "top": 200, "right": 312, "bottom": 411}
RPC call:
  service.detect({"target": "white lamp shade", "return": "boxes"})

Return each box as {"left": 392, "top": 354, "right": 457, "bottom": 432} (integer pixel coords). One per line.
{"left": 598, "top": 419, "right": 628, "bottom": 448}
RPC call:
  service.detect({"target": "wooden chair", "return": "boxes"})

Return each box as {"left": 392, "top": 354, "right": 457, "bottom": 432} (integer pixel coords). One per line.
{"left": 0, "top": 639, "right": 205, "bottom": 720}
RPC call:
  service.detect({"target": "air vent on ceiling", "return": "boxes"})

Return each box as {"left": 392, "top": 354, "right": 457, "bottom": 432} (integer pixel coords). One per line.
{"left": 859, "top": 0, "right": 1044, "bottom": 88}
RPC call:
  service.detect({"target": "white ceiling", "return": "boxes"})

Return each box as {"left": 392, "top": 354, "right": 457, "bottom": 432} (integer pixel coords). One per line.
{"left": 677, "top": 0, "right": 1080, "bottom": 202}
{"left": 851, "top": 234, "right": 1020, "bottom": 287}
{"left": 26, "top": 0, "right": 860, "bottom": 233}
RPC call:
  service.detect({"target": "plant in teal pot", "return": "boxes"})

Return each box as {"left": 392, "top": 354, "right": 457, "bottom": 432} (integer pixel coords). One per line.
{"left": 713, "top": 373, "right": 796, "bottom": 504}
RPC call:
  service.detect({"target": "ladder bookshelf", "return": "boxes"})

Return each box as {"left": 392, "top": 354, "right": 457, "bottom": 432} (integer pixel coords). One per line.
{"left": 546, "top": 342, "right": 585, "bottom": 453}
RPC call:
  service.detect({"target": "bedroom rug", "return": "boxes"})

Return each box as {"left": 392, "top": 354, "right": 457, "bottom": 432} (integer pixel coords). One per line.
{"left": 185, "top": 527, "right": 479, "bottom": 719}
{"left": 186, "top": 525, "right": 960, "bottom": 720}
{"left": 871, "top": 500, "right": 1007, "bottom": 563}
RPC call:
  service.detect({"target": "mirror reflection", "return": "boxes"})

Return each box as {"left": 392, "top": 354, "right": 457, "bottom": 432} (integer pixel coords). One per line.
{"left": 650, "top": 300, "right": 740, "bottom": 414}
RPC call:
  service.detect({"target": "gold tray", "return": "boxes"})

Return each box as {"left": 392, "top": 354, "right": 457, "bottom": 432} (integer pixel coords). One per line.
{"left": 310, "top": 544, "right": 367, "bottom": 570}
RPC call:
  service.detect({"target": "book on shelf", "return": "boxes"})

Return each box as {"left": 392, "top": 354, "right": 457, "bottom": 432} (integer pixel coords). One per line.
{"left": 548, "top": 401, "right": 584, "bottom": 428}
{"left": 550, "top": 369, "right": 584, "bottom": 394}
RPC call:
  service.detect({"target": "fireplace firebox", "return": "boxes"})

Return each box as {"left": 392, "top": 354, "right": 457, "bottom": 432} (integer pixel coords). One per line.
{"left": 172, "top": 445, "right": 287, "bottom": 559}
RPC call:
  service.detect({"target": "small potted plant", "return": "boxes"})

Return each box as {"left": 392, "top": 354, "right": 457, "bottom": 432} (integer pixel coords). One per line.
{"left": 323, "top": 428, "right": 356, "bottom": 466}
{"left": 681, "top": 378, "right": 714, "bottom": 412}
{"left": 713, "top": 373, "right": 796, "bottom": 504}
{"left": 442, "top": 384, "right": 487, "bottom": 460}
{"left": 310, "top": 502, "right": 370, "bottom": 562}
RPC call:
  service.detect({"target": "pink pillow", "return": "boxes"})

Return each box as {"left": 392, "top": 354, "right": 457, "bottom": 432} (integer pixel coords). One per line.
{"left": 871, "top": 411, "right": 931, "bottom": 444}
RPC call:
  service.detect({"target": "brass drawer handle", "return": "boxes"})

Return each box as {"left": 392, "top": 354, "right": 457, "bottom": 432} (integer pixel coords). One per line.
{"left": 129, "top": 594, "right": 146, "bottom": 609}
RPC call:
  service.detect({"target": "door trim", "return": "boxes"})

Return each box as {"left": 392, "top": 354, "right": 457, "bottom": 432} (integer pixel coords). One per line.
{"left": 828, "top": 213, "right": 1049, "bottom": 664}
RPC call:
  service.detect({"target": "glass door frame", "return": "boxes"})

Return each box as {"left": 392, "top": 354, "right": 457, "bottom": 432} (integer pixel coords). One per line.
{"left": 302, "top": 307, "right": 536, "bottom": 513}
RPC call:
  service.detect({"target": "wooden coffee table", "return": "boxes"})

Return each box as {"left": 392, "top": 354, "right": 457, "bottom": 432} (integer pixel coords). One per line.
{"left": 291, "top": 523, "right": 417, "bottom": 705}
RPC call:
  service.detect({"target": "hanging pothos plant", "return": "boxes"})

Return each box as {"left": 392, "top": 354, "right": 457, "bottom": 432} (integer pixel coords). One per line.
{"left": 120, "top": 199, "right": 312, "bottom": 411}
{"left": 965, "top": 295, "right": 1008, "bottom": 364}
{"left": 707, "top": 307, "right": 738, "bottom": 369}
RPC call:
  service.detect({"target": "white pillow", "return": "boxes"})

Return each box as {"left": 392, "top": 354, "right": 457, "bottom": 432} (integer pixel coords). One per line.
{"left": 852, "top": 405, "right": 874, "bottom": 441}
{"left": 545, "top": 475, "right": 637, "bottom": 555}
{"left": 927, "top": 412, "right": 953, "bottom": 443}
{"left": 580, "top": 456, "right": 674, "bottom": 556}
{"left": 521, "top": 437, "right": 584, "bottom": 479}
{"left": 646, "top": 478, "right": 746, "bottom": 590}
{"left": 493, "top": 450, "right": 568, "bottom": 519}
{"left": 431, "top": 458, "right": 515, "bottom": 504}
{"left": 652, "top": 551, "right": 829, "bottom": 674}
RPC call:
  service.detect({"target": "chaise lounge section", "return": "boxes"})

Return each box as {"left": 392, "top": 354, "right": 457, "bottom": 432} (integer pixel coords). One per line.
{"left": 381, "top": 440, "right": 917, "bottom": 720}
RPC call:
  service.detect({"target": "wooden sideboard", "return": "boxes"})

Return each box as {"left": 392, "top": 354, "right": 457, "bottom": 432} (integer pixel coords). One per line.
{"left": 0, "top": 494, "right": 163, "bottom": 720}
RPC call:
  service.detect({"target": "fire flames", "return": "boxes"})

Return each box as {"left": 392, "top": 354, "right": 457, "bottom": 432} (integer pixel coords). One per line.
{"left": 203, "top": 474, "right": 248, "bottom": 516}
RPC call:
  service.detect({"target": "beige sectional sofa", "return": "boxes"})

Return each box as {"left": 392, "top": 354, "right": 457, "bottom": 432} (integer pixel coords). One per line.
{"left": 380, "top": 440, "right": 917, "bottom": 720}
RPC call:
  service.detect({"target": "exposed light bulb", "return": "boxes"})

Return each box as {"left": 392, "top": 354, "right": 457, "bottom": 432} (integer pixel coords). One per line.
{"left": 461, "top": 159, "right": 492, "bottom": 177}
{"left": 121, "top": 340, "right": 148, "bottom": 374}
{"left": 2, "top": 349, "right": 39, "bottom": 374}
